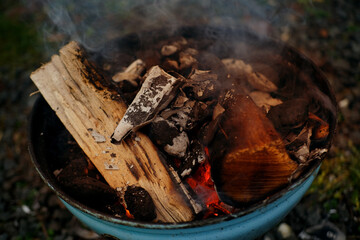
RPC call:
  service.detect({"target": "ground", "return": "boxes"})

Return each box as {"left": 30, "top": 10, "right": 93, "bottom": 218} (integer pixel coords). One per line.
{"left": 0, "top": 0, "right": 359, "bottom": 239}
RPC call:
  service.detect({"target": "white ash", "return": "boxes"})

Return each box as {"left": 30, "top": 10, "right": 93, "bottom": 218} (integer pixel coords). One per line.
{"left": 294, "top": 144, "right": 310, "bottom": 163}
{"left": 309, "top": 148, "right": 328, "bottom": 160}
{"left": 104, "top": 162, "right": 119, "bottom": 170}
{"left": 181, "top": 168, "right": 192, "bottom": 177}
{"left": 88, "top": 128, "right": 106, "bottom": 143}
{"left": 164, "top": 131, "right": 189, "bottom": 158}
{"left": 112, "top": 66, "right": 179, "bottom": 142}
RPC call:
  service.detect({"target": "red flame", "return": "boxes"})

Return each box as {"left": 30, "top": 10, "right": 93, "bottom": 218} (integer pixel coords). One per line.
{"left": 186, "top": 147, "right": 232, "bottom": 218}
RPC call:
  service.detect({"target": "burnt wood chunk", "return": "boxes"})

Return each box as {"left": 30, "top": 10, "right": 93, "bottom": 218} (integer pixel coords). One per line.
{"left": 30, "top": 41, "right": 195, "bottom": 223}
{"left": 267, "top": 98, "right": 309, "bottom": 131}
{"left": 210, "top": 94, "right": 298, "bottom": 206}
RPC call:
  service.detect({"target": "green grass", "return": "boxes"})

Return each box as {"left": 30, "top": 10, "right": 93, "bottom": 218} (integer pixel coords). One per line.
{"left": 309, "top": 142, "right": 360, "bottom": 216}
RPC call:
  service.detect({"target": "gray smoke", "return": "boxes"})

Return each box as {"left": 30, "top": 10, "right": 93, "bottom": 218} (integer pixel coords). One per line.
{"left": 40, "top": 0, "right": 294, "bottom": 54}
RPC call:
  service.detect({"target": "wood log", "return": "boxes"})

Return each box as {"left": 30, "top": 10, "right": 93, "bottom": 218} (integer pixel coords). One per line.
{"left": 210, "top": 94, "right": 298, "bottom": 206}
{"left": 30, "top": 41, "right": 196, "bottom": 223}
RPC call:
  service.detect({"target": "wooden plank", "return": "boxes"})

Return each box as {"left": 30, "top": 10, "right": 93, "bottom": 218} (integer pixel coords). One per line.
{"left": 30, "top": 41, "right": 195, "bottom": 223}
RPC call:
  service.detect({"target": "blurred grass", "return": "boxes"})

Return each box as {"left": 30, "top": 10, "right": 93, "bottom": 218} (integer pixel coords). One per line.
{"left": 309, "top": 142, "right": 360, "bottom": 222}
{"left": 0, "top": 1, "right": 44, "bottom": 79}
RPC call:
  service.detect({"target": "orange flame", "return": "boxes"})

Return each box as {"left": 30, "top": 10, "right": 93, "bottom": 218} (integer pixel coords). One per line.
{"left": 122, "top": 203, "right": 134, "bottom": 219}
{"left": 186, "top": 147, "right": 232, "bottom": 218}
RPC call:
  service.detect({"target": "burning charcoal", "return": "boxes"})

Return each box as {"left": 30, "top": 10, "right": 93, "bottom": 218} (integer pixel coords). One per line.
{"left": 222, "top": 58, "right": 278, "bottom": 92}
{"left": 161, "top": 45, "right": 179, "bottom": 56}
{"left": 249, "top": 91, "right": 283, "bottom": 113}
{"left": 112, "top": 66, "right": 181, "bottom": 142}
{"left": 112, "top": 59, "right": 146, "bottom": 86}
{"left": 210, "top": 94, "right": 298, "bottom": 206}
{"left": 184, "top": 70, "right": 219, "bottom": 101}
{"left": 267, "top": 98, "right": 309, "bottom": 132}
{"left": 124, "top": 186, "right": 156, "bottom": 221}
{"left": 179, "top": 140, "right": 206, "bottom": 178}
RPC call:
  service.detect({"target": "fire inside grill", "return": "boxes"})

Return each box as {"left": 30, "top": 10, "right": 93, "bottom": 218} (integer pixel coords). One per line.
{"left": 30, "top": 26, "right": 336, "bottom": 223}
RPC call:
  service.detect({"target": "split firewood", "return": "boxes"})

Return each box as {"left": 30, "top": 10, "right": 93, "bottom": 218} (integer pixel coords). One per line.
{"left": 30, "top": 41, "right": 196, "bottom": 223}
{"left": 112, "top": 59, "right": 146, "bottom": 86}
{"left": 222, "top": 58, "right": 278, "bottom": 92}
{"left": 112, "top": 65, "right": 181, "bottom": 142}
{"left": 210, "top": 94, "right": 298, "bottom": 206}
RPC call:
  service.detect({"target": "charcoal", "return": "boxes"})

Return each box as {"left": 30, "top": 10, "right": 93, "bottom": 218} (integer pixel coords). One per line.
{"left": 149, "top": 117, "right": 180, "bottom": 147}
{"left": 178, "top": 140, "right": 206, "bottom": 178}
{"left": 249, "top": 62, "right": 280, "bottom": 86}
{"left": 63, "top": 176, "right": 118, "bottom": 208}
{"left": 198, "top": 115, "right": 222, "bottom": 146}
{"left": 197, "top": 52, "right": 227, "bottom": 79}
{"left": 106, "top": 202, "right": 126, "bottom": 217}
{"left": 125, "top": 186, "right": 156, "bottom": 221}
{"left": 267, "top": 98, "right": 309, "bottom": 131}
{"left": 183, "top": 70, "right": 219, "bottom": 101}
{"left": 57, "top": 157, "right": 89, "bottom": 186}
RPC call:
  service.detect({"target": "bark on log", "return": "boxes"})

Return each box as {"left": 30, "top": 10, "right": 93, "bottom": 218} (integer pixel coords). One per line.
{"left": 30, "top": 41, "right": 195, "bottom": 223}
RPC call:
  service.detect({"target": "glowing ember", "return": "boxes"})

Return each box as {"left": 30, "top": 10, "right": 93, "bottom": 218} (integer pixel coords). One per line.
{"left": 186, "top": 147, "right": 232, "bottom": 218}
{"left": 122, "top": 203, "right": 134, "bottom": 219}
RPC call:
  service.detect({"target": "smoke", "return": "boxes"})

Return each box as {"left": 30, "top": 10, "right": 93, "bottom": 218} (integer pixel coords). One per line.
{"left": 39, "top": 0, "right": 294, "bottom": 55}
